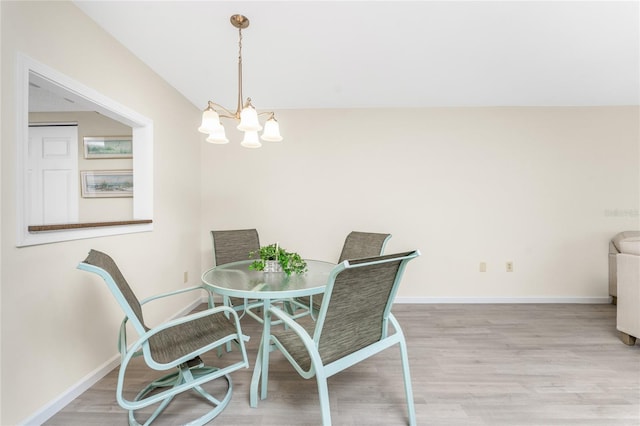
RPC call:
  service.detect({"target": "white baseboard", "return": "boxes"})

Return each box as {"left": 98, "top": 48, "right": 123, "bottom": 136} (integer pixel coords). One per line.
{"left": 21, "top": 354, "right": 121, "bottom": 426}
{"left": 22, "top": 297, "right": 207, "bottom": 426}
{"left": 394, "top": 296, "right": 612, "bottom": 304}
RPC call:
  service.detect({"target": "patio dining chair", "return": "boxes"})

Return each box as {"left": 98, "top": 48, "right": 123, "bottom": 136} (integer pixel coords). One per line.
{"left": 301, "top": 231, "right": 392, "bottom": 313}
{"left": 264, "top": 250, "right": 420, "bottom": 426}
{"left": 78, "top": 249, "right": 249, "bottom": 426}
{"left": 211, "top": 228, "right": 261, "bottom": 314}
{"left": 338, "top": 230, "right": 392, "bottom": 263}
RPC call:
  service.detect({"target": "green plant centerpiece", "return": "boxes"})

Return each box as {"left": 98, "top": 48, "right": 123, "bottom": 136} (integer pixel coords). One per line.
{"left": 249, "top": 243, "right": 307, "bottom": 276}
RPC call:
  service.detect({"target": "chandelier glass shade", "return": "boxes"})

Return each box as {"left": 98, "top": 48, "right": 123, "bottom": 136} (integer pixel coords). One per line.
{"left": 198, "top": 14, "right": 282, "bottom": 148}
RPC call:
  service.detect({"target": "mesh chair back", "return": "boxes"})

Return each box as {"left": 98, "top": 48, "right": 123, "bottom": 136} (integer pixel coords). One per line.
{"left": 211, "top": 229, "right": 260, "bottom": 265}
{"left": 82, "top": 249, "right": 146, "bottom": 329}
{"left": 338, "top": 231, "right": 391, "bottom": 263}
{"left": 316, "top": 251, "right": 416, "bottom": 365}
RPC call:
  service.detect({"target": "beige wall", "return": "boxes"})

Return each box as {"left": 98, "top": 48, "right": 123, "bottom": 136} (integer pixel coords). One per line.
{"left": 201, "top": 107, "right": 640, "bottom": 300}
{"left": 1, "top": 2, "right": 202, "bottom": 424}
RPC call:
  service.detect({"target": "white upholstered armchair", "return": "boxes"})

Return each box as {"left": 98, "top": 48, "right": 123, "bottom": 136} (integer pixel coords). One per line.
{"left": 617, "top": 252, "right": 640, "bottom": 345}
{"left": 609, "top": 230, "right": 640, "bottom": 304}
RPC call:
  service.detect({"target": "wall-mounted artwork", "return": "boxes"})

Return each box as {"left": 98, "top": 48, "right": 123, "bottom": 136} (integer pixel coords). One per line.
{"left": 83, "top": 136, "right": 132, "bottom": 159}
{"left": 81, "top": 170, "right": 133, "bottom": 198}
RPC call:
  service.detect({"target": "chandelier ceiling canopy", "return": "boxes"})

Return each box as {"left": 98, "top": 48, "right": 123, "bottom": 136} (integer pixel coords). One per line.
{"left": 198, "top": 14, "right": 282, "bottom": 148}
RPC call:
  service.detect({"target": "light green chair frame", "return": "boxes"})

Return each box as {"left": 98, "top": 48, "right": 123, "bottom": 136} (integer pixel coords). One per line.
{"left": 264, "top": 250, "right": 419, "bottom": 426}
{"left": 78, "top": 249, "right": 249, "bottom": 426}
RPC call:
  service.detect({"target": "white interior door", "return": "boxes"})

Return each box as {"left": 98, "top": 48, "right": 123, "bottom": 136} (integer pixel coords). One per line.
{"left": 27, "top": 124, "right": 79, "bottom": 225}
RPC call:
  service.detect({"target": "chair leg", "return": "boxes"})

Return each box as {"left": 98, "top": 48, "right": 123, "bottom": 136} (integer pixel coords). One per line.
{"left": 127, "top": 364, "right": 233, "bottom": 426}
{"left": 182, "top": 367, "right": 234, "bottom": 425}
{"left": 315, "top": 372, "right": 332, "bottom": 426}
{"left": 619, "top": 331, "right": 637, "bottom": 346}
{"left": 129, "top": 385, "right": 175, "bottom": 426}
{"left": 399, "top": 340, "right": 417, "bottom": 426}
{"left": 129, "top": 371, "right": 180, "bottom": 426}
{"left": 250, "top": 341, "right": 264, "bottom": 408}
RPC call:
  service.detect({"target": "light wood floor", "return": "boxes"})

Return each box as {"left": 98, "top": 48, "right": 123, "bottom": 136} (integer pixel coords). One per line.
{"left": 45, "top": 303, "right": 640, "bottom": 425}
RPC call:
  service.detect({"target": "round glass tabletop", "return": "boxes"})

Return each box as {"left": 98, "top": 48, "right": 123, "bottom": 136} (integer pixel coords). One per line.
{"left": 201, "top": 259, "right": 336, "bottom": 299}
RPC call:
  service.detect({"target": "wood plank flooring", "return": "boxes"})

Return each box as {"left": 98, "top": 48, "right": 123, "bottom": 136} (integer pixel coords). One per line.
{"left": 45, "top": 303, "right": 640, "bottom": 425}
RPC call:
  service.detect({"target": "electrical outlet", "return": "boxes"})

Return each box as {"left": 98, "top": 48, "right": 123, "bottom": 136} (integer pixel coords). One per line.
{"left": 479, "top": 262, "right": 487, "bottom": 272}
{"left": 506, "top": 262, "right": 514, "bottom": 272}
{"left": 183, "top": 271, "right": 188, "bottom": 283}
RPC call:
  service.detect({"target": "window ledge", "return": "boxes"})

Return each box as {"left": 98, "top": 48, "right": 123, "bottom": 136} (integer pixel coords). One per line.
{"left": 28, "top": 220, "right": 152, "bottom": 233}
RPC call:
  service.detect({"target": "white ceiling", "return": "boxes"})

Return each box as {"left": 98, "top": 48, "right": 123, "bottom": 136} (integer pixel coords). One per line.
{"left": 72, "top": 1, "right": 639, "bottom": 111}
{"left": 29, "top": 73, "right": 98, "bottom": 112}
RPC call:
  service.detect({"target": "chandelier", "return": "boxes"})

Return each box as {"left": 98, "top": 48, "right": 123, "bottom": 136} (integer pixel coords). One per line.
{"left": 198, "top": 14, "right": 282, "bottom": 148}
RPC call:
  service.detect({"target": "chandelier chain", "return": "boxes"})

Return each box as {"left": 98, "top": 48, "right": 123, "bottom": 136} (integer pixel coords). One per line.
{"left": 238, "top": 27, "right": 243, "bottom": 60}
{"left": 236, "top": 27, "right": 244, "bottom": 117}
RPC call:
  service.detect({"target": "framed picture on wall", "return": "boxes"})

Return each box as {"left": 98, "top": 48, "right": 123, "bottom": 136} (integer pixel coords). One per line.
{"left": 81, "top": 170, "right": 133, "bottom": 198}
{"left": 83, "top": 136, "right": 133, "bottom": 159}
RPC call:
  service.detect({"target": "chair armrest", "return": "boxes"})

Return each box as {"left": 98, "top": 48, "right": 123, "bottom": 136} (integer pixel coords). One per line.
{"left": 119, "top": 286, "right": 240, "bottom": 359}
{"left": 270, "top": 306, "right": 311, "bottom": 338}
{"left": 127, "top": 304, "right": 249, "bottom": 370}
{"left": 118, "top": 286, "right": 211, "bottom": 355}
{"left": 139, "top": 285, "right": 208, "bottom": 306}
{"left": 269, "top": 306, "right": 320, "bottom": 376}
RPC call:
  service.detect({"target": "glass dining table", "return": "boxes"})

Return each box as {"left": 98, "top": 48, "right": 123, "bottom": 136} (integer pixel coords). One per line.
{"left": 201, "top": 259, "right": 335, "bottom": 407}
